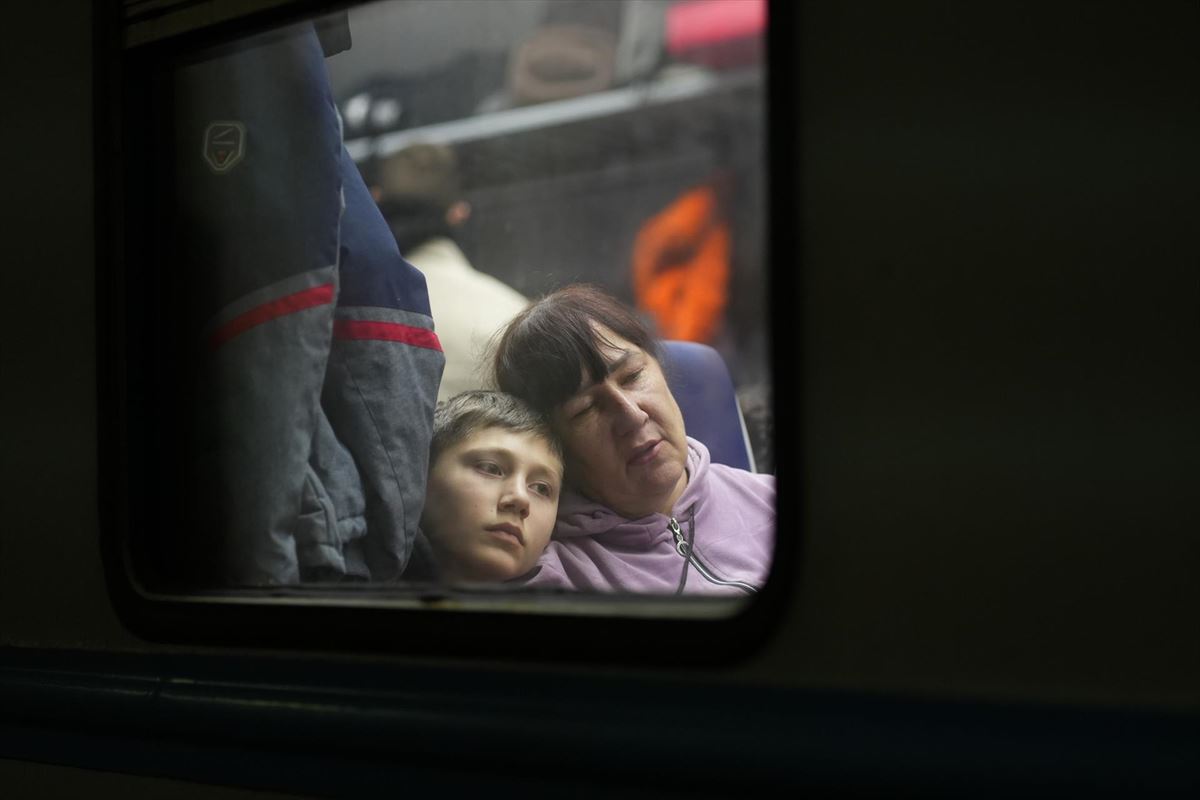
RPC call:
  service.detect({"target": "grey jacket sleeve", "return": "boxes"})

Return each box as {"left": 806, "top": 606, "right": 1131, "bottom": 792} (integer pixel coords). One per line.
{"left": 315, "top": 148, "right": 444, "bottom": 582}
{"left": 175, "top": 24, "right": 344, "bottom": 586}
{"left": 175, "top": 26, "right": 442, "bottom": 586}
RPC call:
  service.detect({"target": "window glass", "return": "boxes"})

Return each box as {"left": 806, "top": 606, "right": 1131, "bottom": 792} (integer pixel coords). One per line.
{"left": 125, "top": 0, "right": 771, "bottom": 614}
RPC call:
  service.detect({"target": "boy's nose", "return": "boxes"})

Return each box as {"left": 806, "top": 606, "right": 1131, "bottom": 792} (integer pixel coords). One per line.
{"left": 499, "top": 484, "right": 530, "bottom": 518}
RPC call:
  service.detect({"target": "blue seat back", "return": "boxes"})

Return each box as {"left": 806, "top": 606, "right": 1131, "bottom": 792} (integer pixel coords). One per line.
{"left": 659, "top": 340, "right": 756, "bottom": 472}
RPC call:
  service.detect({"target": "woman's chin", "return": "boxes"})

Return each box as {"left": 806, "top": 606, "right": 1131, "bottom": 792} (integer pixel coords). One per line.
{"left": 629, "top": 457, "right": 686, "bottom": 501}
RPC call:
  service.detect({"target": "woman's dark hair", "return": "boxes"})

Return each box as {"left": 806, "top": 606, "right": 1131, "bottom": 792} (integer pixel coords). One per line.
{"left": 493, "top": 285, "right": 660, "bottom": 415}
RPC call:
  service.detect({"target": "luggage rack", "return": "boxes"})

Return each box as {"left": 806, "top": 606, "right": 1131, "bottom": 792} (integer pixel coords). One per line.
{"left": 344, "top": 66, "right": 763, "bottom": 163}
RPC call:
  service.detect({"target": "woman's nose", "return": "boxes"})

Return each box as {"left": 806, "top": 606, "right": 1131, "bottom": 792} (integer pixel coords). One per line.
{"left": 611, "top": 388, "right": 649, "bottom": 435}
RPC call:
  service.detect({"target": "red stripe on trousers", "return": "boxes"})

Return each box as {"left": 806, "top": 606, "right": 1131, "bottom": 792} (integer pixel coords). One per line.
{"left": 209, "top": 283, "right": 335, "bottom": 349}
{"left": 333, "top": 319, "right": 443, "bottom": 352}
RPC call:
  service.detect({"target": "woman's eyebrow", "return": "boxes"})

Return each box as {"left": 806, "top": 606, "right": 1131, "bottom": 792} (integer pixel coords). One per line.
{"left": 603, "top": 350, "right": 638, "bottom": 377}
{"left": 570, "top": 350, "right": 642, "bottom": 397}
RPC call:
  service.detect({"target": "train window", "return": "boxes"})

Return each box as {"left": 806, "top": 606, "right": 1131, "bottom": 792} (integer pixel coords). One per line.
{"left": 107, "top": 0, "right": 785, "bottom": 657}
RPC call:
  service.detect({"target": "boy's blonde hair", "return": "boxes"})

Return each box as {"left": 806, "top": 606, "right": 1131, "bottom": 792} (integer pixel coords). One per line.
{"left": 430, "top": 390, "right": 563, "bottom": 467}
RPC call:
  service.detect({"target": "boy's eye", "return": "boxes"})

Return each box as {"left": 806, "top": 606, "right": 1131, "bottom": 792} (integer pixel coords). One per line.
{"left": 475, "top": 461, "right": 503, "bottom": 476}
{"left": 531, "top": 482, "right": 555, "bottom": 498}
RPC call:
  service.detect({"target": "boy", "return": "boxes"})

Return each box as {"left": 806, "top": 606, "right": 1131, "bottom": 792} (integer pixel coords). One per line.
{"left": 420, "top": 391, "right": 564, "bottom": 583}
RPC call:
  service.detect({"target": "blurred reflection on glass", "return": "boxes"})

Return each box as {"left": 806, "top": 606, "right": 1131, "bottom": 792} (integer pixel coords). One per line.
{"left": 144, "top": 0, "right": 769, "bottom": 600}
{"left": 331, "top": 0, "right": 769, "bottom": 460}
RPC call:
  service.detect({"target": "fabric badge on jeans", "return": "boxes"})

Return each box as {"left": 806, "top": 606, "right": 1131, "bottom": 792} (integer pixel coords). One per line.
{"left": 203, "top": 121, "right": 246, "bottom": 173}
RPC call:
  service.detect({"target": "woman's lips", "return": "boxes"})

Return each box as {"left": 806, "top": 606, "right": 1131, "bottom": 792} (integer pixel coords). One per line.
{"left": 627, "top": 439, "right": 663, "bottom": 466}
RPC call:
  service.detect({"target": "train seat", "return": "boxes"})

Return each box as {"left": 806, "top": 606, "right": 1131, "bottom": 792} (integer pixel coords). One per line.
{"left": 659, "top": 340, "right": 757, "bottom": 472}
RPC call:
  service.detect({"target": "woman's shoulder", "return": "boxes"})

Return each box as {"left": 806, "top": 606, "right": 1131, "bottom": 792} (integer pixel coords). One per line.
{"left": 707, "top": 462, "right": 775, "bottom": 492}
{"left": 701, "top": 462, "right": 776, "bottom": 517}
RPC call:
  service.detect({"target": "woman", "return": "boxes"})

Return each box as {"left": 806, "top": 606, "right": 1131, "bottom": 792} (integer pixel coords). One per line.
{"left": 492, "top": 285, "right": 774, "bottom": 595}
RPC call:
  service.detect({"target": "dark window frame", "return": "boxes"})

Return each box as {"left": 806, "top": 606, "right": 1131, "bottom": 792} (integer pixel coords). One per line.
{"left": 97, "top": 0, "right": 799, "bottom": 666}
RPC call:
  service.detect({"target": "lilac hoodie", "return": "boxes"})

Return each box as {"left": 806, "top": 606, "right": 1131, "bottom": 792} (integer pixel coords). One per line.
{"left": 524, "top": 438, "right": 775, "bottom": 595}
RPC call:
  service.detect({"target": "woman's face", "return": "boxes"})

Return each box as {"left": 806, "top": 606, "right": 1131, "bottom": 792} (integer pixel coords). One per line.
{"left": 553, "top": 326, "right": 689, "bottom": 518}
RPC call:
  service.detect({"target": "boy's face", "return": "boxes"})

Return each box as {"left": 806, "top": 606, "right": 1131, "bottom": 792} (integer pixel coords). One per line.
{"left": 422, "top": 427, "right": 563, "bottom": 582}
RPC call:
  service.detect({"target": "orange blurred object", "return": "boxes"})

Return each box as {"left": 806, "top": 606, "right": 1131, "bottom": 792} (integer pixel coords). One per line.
{"left": 633, "top": 184, "right": 730, "bottom": 344}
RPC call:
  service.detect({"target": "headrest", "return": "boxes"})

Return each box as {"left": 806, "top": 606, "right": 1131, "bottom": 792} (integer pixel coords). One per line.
{"left": 660, "top": 340, "right": 755, "bottom": 472}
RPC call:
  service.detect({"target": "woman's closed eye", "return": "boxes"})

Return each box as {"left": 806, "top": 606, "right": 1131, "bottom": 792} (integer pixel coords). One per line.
{"left": 619, "top": 368, "right": 644, "bottom": 387}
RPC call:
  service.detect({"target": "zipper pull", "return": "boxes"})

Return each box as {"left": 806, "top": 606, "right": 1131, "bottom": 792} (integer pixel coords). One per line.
{"left": 668, "top": 516, "right": 690, "bottom": 557}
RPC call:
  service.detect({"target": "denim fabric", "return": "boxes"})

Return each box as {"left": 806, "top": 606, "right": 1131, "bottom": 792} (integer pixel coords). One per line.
{"left": 179, "top": 24, "right": 441, "bottom": 585}
{"left": 321, "top": 150, "right": 443, "bottom": 580}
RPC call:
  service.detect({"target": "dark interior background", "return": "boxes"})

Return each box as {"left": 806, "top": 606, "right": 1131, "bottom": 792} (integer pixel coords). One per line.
{"left": 786, "top": 0, "right": 1200, "bottom": 701}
